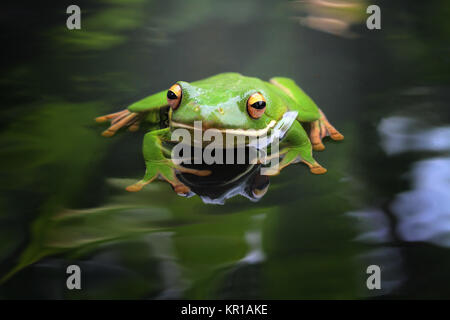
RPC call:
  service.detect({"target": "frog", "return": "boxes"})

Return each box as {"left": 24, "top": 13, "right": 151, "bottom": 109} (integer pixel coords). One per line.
{"left": 96, "top": 73, "right": 344, "bottom": 194}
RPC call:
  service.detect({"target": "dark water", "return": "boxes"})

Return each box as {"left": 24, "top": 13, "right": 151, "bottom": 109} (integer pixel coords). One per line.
{"left": 0, "top": 0, "right": 449, "bottom": 299}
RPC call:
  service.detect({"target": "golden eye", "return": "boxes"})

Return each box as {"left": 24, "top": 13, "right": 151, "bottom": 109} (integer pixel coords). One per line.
{"left": 167, "top": 84, "right": 182, "bottom": 110}
{"left": 247, "top": 92, "right": 266, "bottom": 119}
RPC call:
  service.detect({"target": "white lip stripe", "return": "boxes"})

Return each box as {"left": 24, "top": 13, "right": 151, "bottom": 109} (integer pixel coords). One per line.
{"left": 248, "top": 111, "right": 298, "bottom": 149}
{"left": 170, "top": 120, "right": 278, "bottom": 137}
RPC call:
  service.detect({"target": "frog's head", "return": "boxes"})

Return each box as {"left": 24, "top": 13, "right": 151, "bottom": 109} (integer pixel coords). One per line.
{"left": 167, "top": 79, "right": 285, "bottom": 136}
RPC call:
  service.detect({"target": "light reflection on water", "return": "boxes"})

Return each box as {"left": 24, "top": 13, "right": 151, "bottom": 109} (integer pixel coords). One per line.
{"left": 379, "top": 116, "right": 450, "bottom": 155}
{"left": 378, "top": 115, "right": 450, "bottom": 246}
{"left": 394, "top": 157, "right": 450, "bottom": 246}
{"left": 349, "top": 107, "right": 450, "bottom": 296}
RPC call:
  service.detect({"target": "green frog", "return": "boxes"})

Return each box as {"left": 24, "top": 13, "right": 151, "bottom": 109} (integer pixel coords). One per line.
{"left": 96, "top": 73, "right": 343, "bottom": 194}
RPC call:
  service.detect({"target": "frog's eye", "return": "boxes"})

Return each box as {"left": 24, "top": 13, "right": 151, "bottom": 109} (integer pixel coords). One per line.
{"left": 247, "top": 92, "right": 266, "bottom": 119}
{"left": 167, "top": 84, "right": 182, "bottom": 110}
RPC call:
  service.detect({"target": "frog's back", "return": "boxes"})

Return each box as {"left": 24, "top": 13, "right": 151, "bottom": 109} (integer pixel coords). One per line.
{"left": 192, "top": 73, "right": 265, "bottom": 90}
{"left": 191, "top": 73, "right": 285, "bottom": 102}
{"left": 188, "top": 73, "right": 320, "bottom": 122}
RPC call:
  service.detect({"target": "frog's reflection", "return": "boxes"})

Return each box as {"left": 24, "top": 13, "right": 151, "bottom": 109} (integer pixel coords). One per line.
{"left": 176, "top": 163, "right": 270, "bottom": 204}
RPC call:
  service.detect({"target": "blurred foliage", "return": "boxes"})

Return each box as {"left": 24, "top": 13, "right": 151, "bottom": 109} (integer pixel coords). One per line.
{"left": 51, "top": 0, "right": 148, "bottom": 51}
{"left": 0, "top": 100, "right": 107, "bottom": 276}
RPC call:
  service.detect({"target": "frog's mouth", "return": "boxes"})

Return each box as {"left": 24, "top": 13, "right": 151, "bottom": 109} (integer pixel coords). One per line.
{"left": 170, "top": 111, "right": 298, "bottom": 141}
{"left": 170, "top": 120, "right": 276, "bottom": 137}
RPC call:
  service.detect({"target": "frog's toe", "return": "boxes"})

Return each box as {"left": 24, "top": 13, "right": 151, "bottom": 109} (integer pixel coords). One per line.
{"left": 330, "top": 131, "right": 344, "bottom": 141}
{"left": 176, "top": 166, "right": 212, "bottom": 177}
{"left": 125, "top": 184, "right": 143, "bottom": 192}
{"left": 312, "top": 142, "right": 325, "bottom": 151}
{"left": 310, "top": 165, "right": 327, "bottom": 175}
{"left": 128, "top": 120, "right": 141, "bottom": 132}
{"left": 155, "top": 167, "right": 193, "bottom": 195}
{"left": 101, "top": 130, "right": 116, "bottom": 137}
{"left": 164, "top": 175, "right": 191, "bottom": 195}
{"left": 309, "top": 121, "right": 326, "bottom": 151}
{"left": 301, "top": 159, "right": 327, "bottom": 175}
{"left": 96, "top": 109, "right": 142, "bottom": 137}
{"left": 95, "top": 109, "right": 128, "bottom": 123}
{"left": 126, "top": 179, "right": 154, "bottom": 192}
{"left": 318, "top": 109, "right": 344, "bottom": 142}
{"left": 95, "top": 116, "right": 108, "bottom": 123}
{"left": 173, "top": 183, "right": 191, "bottom": 195}
{"left": 309, "top": 109, "right": 344, "bottom": 149}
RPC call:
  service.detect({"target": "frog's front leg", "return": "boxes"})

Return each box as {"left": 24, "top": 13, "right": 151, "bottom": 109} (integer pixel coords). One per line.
{"left": 125, "top": 128, "right": 210, "bottom": 194}
{"left": 267, "top": 121, "right": 326, "bottom": 175}
{"left": 309, "top": 109, "right": 344, "bottom": 151}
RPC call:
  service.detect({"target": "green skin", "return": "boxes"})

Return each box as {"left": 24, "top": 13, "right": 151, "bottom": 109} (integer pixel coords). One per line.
{"left": 96, "top": 73, "right": 344, "bottom": 193}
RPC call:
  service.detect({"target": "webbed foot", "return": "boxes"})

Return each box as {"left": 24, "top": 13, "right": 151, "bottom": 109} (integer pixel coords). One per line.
{"left": 263, "top": 147, "right": 327, "bottom": 175}
{"left": 125, "top": 160, "right": 191, "bottom": 195}
{"left": 125, "top": 161, "right": 211, "bottom": 195}
{"left": 96, "top": 109, "right": 142, "bottom": 137}
{"left": 309, "top": 109, "right": 344, "bottom": 151}
{"left": 301, "top": 160, "right": 327, "bottom": 174}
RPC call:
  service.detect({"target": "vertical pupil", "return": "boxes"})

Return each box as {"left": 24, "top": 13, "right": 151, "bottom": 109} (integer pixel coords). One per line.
{"left": 167, "top": 90, "right": 177, "bottom": 99}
